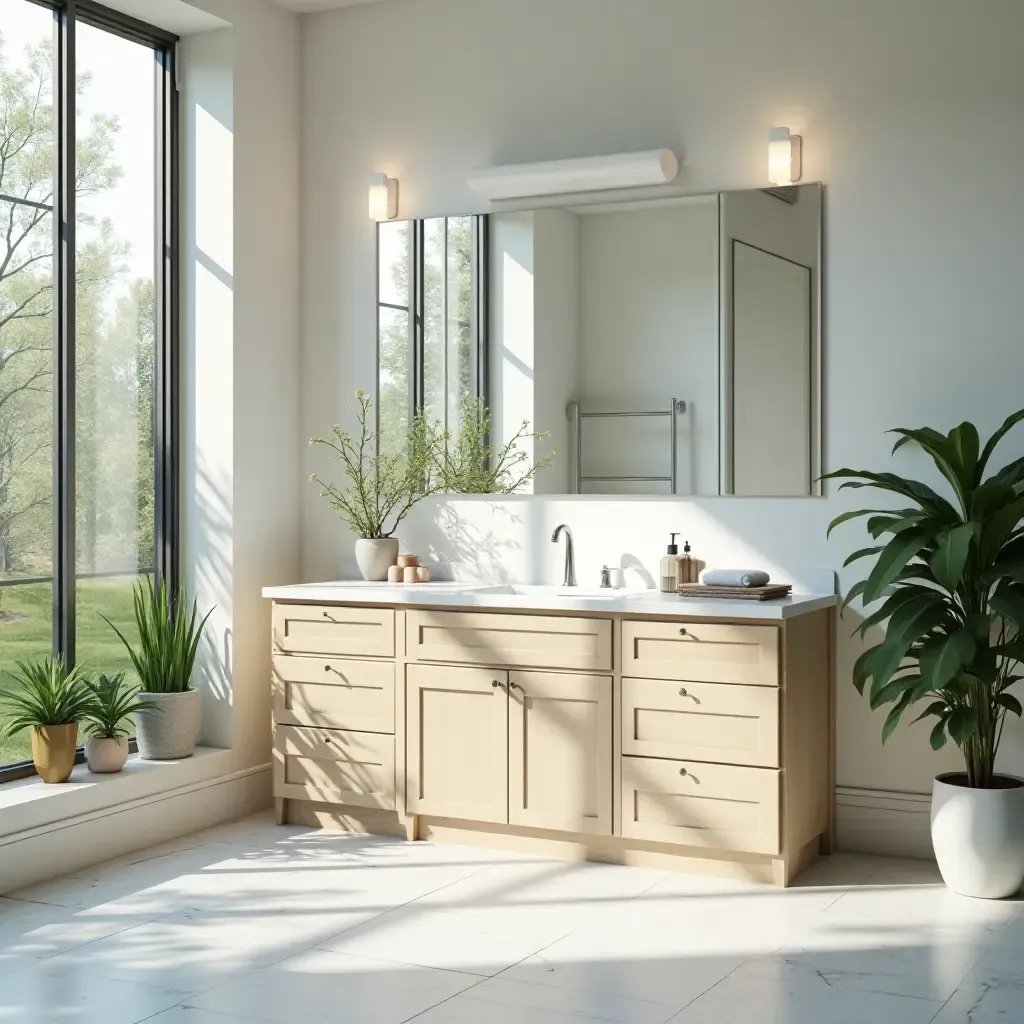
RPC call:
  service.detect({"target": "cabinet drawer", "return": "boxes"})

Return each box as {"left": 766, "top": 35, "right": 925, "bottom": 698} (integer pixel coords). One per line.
{"left": 274, "top": 725, "right": 395, "bottom": 809}
{"left": 407, "top": 611, "right": 612, "bottom": 671}
{"left": 273, "top": 604, "right": 395, "bottom": 658}
{"left": 622, "top": 677, "right": 779, "bottom": 767}
{"left": 621, "top": 755, "right": 780, "bottom": 855}
{"left": 273, "top": 656, "right": 395, "bottom": 733}
{"left": 622, "top": 620, "right": 778, "bottom": 686}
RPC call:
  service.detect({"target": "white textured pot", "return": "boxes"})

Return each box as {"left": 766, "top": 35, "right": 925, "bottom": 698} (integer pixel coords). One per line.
{"left": 931, "top": 772, "right": 1024, "bottom": 899}
{"left": 85, "top": 736, "right": 130, "bottom": 773}
{"left": 354, "top": 537, "right": 399, "bottom": 581}
{"left": 136, "top": 689, "right": 199, "bottom": 760}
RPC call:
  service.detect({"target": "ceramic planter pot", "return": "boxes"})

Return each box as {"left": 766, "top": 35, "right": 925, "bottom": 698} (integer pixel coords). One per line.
{"left": 354, "top": 537, "right": 399, "bottom": 581}
{"left": 31, "top": 723, "right": 79, "bottom": 783}
{"left": 136, "top": 689, "right": 199, "bottom": 760}
{"left": 931, "top": 772, "right": 1024, "bottom": 899}
{"left": 85, "top": 736, "right": 130, "bottom": 774}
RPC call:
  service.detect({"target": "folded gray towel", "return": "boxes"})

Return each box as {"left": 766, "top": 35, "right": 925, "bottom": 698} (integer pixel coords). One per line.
{"left": 701, "top": 569, "right": 771, "bottom": 588}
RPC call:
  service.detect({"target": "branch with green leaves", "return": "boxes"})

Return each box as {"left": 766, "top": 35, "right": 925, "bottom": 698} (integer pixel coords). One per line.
{"left": 826, "top": 410, "right": 1024, "bottom": 787}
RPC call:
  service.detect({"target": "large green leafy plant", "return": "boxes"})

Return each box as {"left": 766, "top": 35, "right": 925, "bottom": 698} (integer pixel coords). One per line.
{"left": 827, "top": 411, "right": 1024, "bottom": 787}
{"left": 0, "top": 657, "right": 96, "bottom": 736}
{"left": 103, "top": 579, "right": 213, "bottom": 694}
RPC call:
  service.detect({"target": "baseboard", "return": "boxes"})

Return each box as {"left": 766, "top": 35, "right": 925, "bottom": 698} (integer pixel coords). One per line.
{"left": 835, "top": 786, "right": 934, "bottom": 860}
{"left": 0, "top": 765, "right": 272, "bottom": 893}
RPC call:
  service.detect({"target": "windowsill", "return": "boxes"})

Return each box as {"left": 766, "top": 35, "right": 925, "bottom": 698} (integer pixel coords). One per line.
{"left": 0, "top": 746, "right": 236, "bottom": 843}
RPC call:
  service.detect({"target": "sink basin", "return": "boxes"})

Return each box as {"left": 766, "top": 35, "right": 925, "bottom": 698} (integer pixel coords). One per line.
{"left": 476, "top": 584, "right": 638, "bottom": 600}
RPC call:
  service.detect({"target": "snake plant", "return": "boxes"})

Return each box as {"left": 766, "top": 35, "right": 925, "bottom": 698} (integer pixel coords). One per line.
{"left": 826, "top": 410, "right": 1024, "bottom": 788}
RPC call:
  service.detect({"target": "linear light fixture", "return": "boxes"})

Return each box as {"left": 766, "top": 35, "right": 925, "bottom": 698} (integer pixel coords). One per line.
{"left": 468, "top": 149, "right": 679, "bottom": 200}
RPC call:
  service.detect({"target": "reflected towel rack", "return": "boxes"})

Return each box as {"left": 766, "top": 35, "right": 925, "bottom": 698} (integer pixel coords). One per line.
{"left": 567, "top": 398, "right": 687, "bottom": 494}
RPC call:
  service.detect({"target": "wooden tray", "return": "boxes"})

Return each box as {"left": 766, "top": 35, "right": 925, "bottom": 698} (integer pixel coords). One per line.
{"left": 677, "top": 584, "right": 793, "bottom": 601}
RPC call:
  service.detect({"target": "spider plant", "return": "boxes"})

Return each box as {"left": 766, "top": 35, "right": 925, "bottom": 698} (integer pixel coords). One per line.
{"left": 826, "top": 409, "right": 1024, "bottom": 788}
{"left": 102, "top": 578, "right": 213, "bottom": 694}
{"left": 83, "top": 674, "right": 156, "bottom": 740}
{"left": 0, "top": 657, "right": 96, "bottom": 736}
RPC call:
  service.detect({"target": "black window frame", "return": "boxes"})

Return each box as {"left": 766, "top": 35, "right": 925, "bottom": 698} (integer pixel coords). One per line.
{"left": 0, "top": 0, "right": 180, "bottom": 784}
{"left": 375, "top": 214, "right": 489, "bottom": 445}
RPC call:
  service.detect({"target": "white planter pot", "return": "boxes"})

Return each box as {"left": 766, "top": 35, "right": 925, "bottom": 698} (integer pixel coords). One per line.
{"left": 354, "top": 537, "right": 399, "bottom": 581}
{"left": 931, "top": 772, "right": 1024, "bottom": 899}
{"left": 136, "top": 689, "right": 199, "bottom": 760}
{"left": 85, "top": 736, "right": 130, "bottom": 773}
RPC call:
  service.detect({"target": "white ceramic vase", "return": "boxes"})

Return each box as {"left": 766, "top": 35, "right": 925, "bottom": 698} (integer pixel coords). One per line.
{"left": 136, "top": 689, "right": 199, "bottom": 760}
{"left": 355, "top": 537, "right": 399, "bottom": 581}
{"left": 85, "top": 736, "right": 130, "bottom": 773}
{"left": 931, "top": 772, "right": 1024, "bottom": 899}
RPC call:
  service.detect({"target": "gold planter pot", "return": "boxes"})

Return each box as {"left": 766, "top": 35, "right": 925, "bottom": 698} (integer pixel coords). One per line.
{"left": 31, "top": 723, "right": 79, "bottom": 783}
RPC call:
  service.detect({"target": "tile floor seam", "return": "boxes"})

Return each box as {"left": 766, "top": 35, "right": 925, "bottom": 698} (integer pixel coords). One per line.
{"left": 397, "top": 928, "right": 581, "bottom": 1023}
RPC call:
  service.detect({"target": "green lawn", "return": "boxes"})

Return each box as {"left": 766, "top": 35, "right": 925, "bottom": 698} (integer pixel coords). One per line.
{"left": 0, "top": 577, "right": 143, "bottom": 765}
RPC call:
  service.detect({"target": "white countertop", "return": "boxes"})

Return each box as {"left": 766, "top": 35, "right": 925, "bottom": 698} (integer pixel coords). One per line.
{"left": 261, "top": 580, "right": 837, "bottom": 620}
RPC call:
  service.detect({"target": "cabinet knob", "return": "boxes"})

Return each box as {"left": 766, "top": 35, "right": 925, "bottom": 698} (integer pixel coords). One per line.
{"left": 679, "top": 767, "right": 687, "bottom": 777}
{"left": 678, "top": 627, "right": 687, "bottom": 636}
{"left": 323, "top": 736, "right": 332, "bottom": 744}
{"left": 324, "top": 664, "right": 332, "bottom": 673}
{"left": 492, "top": 680, "right": 502, "bottom": 688}
{"left": 678, "top": 687, "right": 688, "bottom": 697}
{"left": 508, "top": 681, "right": 519, "bottom": 691}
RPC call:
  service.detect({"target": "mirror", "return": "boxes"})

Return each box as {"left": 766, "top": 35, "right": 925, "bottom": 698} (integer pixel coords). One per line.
{"left": 376, "top": 183, "right": 821, "bottom": 496}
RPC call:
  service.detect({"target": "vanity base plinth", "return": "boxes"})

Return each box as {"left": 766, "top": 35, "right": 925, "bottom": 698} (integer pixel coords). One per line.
{"left": 281, "top": 801, "right": 822, "bottom": 887}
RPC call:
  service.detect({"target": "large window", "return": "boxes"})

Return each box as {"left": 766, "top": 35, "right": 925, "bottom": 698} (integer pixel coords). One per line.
{"left": 377, "top": 215, "right": 486, "bottom": 457}
{"left": 0, "top": 0, "right": 178, "bottom": 776}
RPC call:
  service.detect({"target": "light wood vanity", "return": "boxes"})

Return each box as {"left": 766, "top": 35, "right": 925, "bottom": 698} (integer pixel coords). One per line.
{"left": 264, "top": 584, "right": 836, "bottom": 886}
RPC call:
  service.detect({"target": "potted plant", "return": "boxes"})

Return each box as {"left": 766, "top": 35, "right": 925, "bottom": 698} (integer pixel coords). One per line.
{"left": 103, "top": 578, "right": 213, "bottom": 760}
{"left": 82, "top": 673, "right": 155, "bottom": 773}
{"left": 0, "top": 657, "right": 96, "bottom": 783}
{"left": 827, "top": 411, "right": 1024, "bottom": 898}
{"left": 311, "top": 390, "right": 442, "bottom": 580}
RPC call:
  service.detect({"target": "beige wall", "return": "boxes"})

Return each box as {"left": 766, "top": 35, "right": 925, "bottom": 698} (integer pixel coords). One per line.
{"left": 298, "top": 0, "right": 1024, "bottom": 810}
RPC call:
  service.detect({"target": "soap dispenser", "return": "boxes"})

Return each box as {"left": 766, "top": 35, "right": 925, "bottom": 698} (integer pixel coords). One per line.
{"left": 676, "top": 540, "right": 698, "bottom": 589}
{"left": 660, "top": 533, "right": 682, "bottom": 593}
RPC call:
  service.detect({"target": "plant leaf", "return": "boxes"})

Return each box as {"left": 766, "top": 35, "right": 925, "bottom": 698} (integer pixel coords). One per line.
{"left": 990, "top": 585, "right": 1024, "bottom": 630}
{"left": 852, "top": 644, "right": 881, "bottom": 695}
{"left": 996, "top": 692, "right": 1023, "bottom": 717}
{"left": 844, "top": 546, "right": 884, "bottom": 569}
{"left": 930, "top": 523, "right": 977, "bottom": 593}
{"left": 863, "top": 527, "right": 933, "bottom": 604}
{"left": 869, "top": 593, "right": 950, "bottom": 693}
{"left": 911, "top": 700, "right": 948, "bottom": 725}
{"left": 978, "top": 408, "right": 1024, "bottom": 480}
{"left": 930, "top": 717, "right": 948, "bottom": 750}
{"left": 918, "top": 630, "right": 977, "bottom": 690}
{"left": 857, "top": 586, "right": 942, "bottom": 639}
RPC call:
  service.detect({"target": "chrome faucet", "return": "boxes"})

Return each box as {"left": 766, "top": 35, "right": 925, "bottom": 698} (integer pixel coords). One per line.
{"left": 551, "top": 524, "right": 577, "bottom": 587}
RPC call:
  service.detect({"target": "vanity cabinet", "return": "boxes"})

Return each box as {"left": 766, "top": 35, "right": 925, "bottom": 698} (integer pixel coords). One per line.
{"left": 267, "top": 590, "right": 834, "bottom": 887}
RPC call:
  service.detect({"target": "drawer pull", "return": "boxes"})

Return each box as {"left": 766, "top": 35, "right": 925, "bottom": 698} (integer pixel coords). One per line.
{"left": 324, "top": 664, "right": 332, "bottom": 673}
{"left": 678, "top": 627, "right": 687, "bottom": 636}
{"left": 678, "top": 687, "right": 688, "bottom": 697}
{"left": 508, "top": 681, "right": 519, "bottom": 691}
{"left": 323, "top": 736, "right": 333, "bottom": 744}
{"left": 492, "top": 680, "right": 502, "bottom": 688}
{"left": 679, "top": 767, "right": 687, "bottom": 776}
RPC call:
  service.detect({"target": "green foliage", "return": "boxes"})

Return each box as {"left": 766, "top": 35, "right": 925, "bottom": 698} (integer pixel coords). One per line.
{"left": 0, "top": 656, "right": 95, "bottom": 735}
{"left": 102, "top": 578, "right": 213, "bottom": 694}
{"left": 422, "top": 397, "right": 555, "bottom": 495}
{"left": 311, "top": 390, "right": 443, "bottom": 539}
{"left": 83, "top": 673, "right": 154, "bottom": 740}
{"left": 826, "top": 410, "right": 1024, "bottom": 788}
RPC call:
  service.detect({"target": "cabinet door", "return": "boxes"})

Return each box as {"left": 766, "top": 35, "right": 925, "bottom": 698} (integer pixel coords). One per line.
{"left": 508, "top": 671, "right": 612, "bottom": 835}
{"left": 406, "top": 664, "right": 509, "bottom": 823}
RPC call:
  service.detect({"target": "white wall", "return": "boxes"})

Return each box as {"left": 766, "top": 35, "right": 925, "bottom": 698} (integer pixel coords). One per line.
{"left": 578, "top": 200, "right": 718, "bottom": 495}
{"left": 180, "top": 0, "right": 301, "bottom": 768}
{"left": 300, "top": 0, "right": 1024, "bottom": 813}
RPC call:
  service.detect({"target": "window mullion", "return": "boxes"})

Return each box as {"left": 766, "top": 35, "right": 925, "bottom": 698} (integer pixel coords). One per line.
{"left": 51, "top": 0, "right": 77, "bottom": 664}
{"left": 410, "top": 219, "right": 425, "bottom": 422}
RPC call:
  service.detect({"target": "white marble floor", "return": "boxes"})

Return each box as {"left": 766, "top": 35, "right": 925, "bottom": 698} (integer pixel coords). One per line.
{"left": 1, "top": 813, "right": 1021, "bottom": 1024}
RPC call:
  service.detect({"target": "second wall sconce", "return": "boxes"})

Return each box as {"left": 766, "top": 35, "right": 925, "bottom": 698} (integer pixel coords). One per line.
{"left": 768, "top": 127, "right": 802, "bottom": 186}
{"left": 369, "top": 173, "right": 398, "bottom": 221}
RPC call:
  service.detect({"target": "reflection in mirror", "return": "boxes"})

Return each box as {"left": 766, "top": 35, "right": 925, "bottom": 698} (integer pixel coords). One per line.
{"left": 376, "top": 183, "right": 821, "bottom": 497}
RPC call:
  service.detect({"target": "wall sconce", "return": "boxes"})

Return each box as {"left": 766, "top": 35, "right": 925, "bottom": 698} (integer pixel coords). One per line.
{"left": 369, "top": 173, "right": 398, "bottom": 221}
{"left": 768, "top": 127, "right": 802, "bottom": 186}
